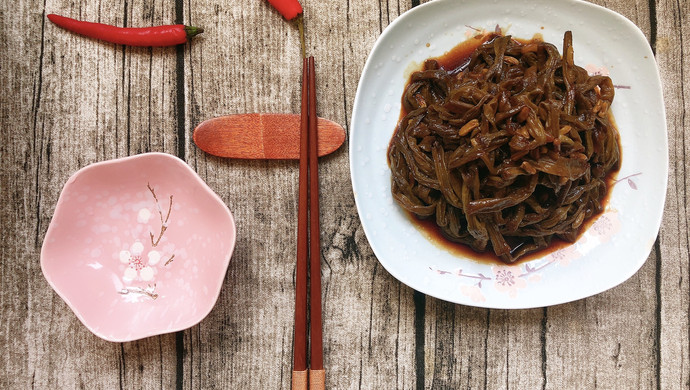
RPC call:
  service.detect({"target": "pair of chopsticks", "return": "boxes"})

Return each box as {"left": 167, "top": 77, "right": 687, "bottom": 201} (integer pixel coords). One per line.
{"left": 292, "top": 20, "right": 324, "bottom": 390}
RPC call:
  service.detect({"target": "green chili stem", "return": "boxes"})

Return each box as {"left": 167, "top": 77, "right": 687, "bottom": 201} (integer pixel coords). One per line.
{"left": 295, "top": 15, "right": 306, "bottom": 58}
{"left": 184, "top": 26, "right": 204, "bottom": 39}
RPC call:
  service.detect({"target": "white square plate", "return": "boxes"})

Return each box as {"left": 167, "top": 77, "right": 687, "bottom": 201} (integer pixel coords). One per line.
{"left": 349, "top": 0, "right": 667, "bottom": 308}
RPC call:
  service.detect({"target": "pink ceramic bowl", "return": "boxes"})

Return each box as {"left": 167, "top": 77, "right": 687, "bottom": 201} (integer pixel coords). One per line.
{"left": 41, "top": 153, "right": 236, "bottom": 342}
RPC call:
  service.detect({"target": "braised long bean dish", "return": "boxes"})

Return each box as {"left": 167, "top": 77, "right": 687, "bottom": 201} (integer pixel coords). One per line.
{"left": 388, "top": 31, "right": 621, "bottom": 263}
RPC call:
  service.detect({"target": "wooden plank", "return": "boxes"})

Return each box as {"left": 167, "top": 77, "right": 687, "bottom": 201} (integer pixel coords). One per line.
{"left": 546, "top": 262, "right": 658, "bottom": 389}
{"left": 0, "top": 1, "right": 49, "bottom": 387}
{"left": 183, "top": 0, "right": 418, "bottom": 387}
{"left": 0, "top": 0, "right": 182, "bottom": 388}
{"left": 311, "top": 0, "right": 418, "bottom": 389}
{"left": 655, "top": 0, "right": 690, "bottom": 387}
{"left": 182, "top": 1, "right": 301, "bottom": 388}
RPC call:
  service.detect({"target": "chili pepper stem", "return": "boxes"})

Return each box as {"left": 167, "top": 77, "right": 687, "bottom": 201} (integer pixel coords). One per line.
{"left": 294, "top": 15, "right": 306, "bottom": 58}
{"left": 184, "top": 26, "right": 204, "bottom": 39}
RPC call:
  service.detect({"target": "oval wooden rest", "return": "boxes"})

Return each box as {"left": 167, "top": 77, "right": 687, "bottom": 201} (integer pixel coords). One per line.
{"left": 193, "top": 113, "right": 346, "bottom": 159}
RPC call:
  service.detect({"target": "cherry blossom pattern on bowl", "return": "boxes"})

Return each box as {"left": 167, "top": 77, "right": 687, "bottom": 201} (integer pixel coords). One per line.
{"left": 41, "top": 153, "right": 236, "bottom": 341}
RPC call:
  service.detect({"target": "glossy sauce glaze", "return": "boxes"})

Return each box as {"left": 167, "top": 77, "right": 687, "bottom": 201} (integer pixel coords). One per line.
{"left": 396, "top": 33, "right": 620, "bottom": 265}
{"left": 409, "top": 177, "right": 617, "bottom": 265}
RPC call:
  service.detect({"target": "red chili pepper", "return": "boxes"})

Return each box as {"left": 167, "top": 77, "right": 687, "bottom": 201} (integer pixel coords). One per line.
{"left": 47, "top": 14, "right": 203, "bottom": 47}
{"left": 267, "top": 0, "right": 303, "bottom": 21}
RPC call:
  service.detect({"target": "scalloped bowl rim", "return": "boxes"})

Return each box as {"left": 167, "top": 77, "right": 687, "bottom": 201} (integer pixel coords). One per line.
{"left": 40, "top": 152, "right": 236, "bottom": 341}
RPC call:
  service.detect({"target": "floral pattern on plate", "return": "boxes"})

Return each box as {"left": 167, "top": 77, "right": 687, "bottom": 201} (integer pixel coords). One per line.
{"left": 430, "top": 210, "right": 621, "bottom": 301}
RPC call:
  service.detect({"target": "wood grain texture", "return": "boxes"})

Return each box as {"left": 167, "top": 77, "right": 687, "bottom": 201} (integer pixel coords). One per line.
{"left": 655, "top": 0, "right": 690, "bottom": 387}
{"left": 1, "top": 0, "right": 687, "bottom": 389}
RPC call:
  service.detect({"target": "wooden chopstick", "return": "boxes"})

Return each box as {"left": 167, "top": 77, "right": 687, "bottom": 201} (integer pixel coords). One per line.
{"left": 293, "top": 56, "right": 325, "bottom": 390}
{"left": 292, "top": 56, "right": 310, "bottom": 390}
{"left": 307, "top": 56, "right": 325, "bottom": 390}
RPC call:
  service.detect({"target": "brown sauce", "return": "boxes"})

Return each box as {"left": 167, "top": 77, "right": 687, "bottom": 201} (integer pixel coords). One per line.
{"left": 408, "top": 168, "right": 619, "bottom": 265}
{"left": 434, "top": 33, "right": 543, "bottom": 71}
{"left": 395, "top": 33, "right": 621, "bottom": 265}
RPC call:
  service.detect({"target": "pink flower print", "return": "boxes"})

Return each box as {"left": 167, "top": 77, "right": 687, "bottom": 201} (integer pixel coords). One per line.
{"left": 495, "top": 269, "right": 516, "bottom": 286}
{"left": 585, "top": 64, "right": 610, "bottom": 77}
{"left": 460, "top": 284, "right": 486, "bottom": 303}
{"left": 119, "top": 241, "right": 161, "bottom": 282}
{"left": 492, "top": 266, "right": 527, "bottom": 298}
{"left": 590, "top": 212, "right": 620, "bottom": 244}
{"left": 549, "top": 244, "right": 581, "bottom": 266}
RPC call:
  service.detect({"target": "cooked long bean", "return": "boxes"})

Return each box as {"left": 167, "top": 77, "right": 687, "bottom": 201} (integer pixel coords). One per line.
{"left": 388, "top": 31, "right": 620, "bottom": 263}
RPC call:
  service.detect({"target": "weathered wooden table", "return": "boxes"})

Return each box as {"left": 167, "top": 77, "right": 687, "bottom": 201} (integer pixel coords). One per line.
{"left": 2, "top": 0, "right": 687, "bottom": 388}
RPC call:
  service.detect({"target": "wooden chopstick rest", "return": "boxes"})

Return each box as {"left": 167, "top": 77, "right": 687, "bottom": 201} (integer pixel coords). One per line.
{"left": 193, "top": 113, "right": 345, "bottom": 160}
